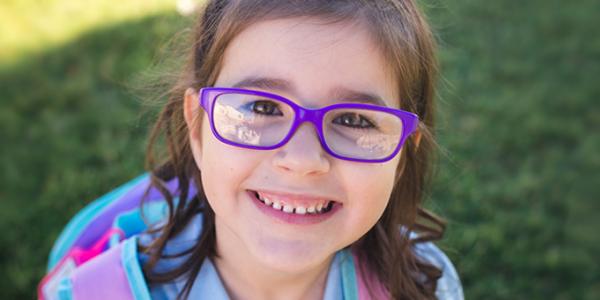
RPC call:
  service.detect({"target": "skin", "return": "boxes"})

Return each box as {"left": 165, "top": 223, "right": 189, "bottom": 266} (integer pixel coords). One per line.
{"left": 183, "top": 17, "right": 410, "bottom": 300}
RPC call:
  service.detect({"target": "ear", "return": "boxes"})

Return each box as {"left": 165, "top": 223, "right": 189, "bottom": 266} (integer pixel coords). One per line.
{"left": 183, "top": 88, "right": 204, "bottom": 169}
{"left": 413, "top": 130, "right": 422, "bottom": 150}
{"left": 184, "top": 88, "right": 200, "bottom": 139}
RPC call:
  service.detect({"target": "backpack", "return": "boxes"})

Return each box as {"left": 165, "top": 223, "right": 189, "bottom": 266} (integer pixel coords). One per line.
{"left": 38, "top": 173, "right": 180, "bottom": 299}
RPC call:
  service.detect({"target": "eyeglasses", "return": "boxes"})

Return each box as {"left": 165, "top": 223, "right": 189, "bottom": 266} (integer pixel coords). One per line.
{"left": 199, "top": 87, "right": 419, "bottom": 163}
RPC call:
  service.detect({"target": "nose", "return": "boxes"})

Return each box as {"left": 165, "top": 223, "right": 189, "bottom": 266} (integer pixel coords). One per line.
{"left": 272, "top": 123, "right": 331, "bottom": 176}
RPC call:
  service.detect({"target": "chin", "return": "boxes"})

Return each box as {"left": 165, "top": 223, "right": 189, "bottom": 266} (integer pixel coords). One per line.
{"left": 251, "top": 236, "right": 334, "bottom": 273}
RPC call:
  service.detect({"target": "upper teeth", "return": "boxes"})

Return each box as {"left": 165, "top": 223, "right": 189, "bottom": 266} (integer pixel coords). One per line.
{"left": 256, "top": 192, "right": 330, "bottom": 215}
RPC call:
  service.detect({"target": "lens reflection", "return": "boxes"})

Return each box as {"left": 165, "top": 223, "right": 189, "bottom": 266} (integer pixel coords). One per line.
{"left": 213, "top": 93, "right": 294, "bottom": 146}
{"left": 323, "top": 108, "right": 402, "bottom": 160}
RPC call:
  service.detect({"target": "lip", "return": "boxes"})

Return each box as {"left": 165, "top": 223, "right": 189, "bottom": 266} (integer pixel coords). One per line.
{"left": 246, "top": 190, "right": 342, "bottom": 225}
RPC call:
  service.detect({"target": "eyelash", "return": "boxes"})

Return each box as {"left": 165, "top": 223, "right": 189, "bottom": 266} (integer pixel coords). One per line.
{"left": 245, "top": 100, "right": 284, "bottom": 116}
{"left": 332, "top": 113, "right": 376, "bottom": 129}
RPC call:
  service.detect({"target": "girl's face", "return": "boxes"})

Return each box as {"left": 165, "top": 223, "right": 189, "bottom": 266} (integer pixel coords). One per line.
{"left": 185, "top": 18, "right": 402, "bottom": 273}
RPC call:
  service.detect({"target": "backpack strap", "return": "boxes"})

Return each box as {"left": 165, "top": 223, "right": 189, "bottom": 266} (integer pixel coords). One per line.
{"left": 339, "top": 249, "right": 359, "bottom": 300}
{"left": 349, "top": 242, "right": 464, "bottom": 300}
{"left": 351, "top": 250, "right": 390, "bottom": 300}
{"left": 52, "top": 237, "right": 152, "bottom": 300}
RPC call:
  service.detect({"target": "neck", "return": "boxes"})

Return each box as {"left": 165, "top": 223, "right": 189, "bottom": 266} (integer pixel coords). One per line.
{"left": 213, "top": 224, "right": 333, "bottom": 300}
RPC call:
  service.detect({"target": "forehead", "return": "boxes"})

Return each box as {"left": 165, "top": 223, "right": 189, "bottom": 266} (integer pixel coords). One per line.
{"left": 215, "top": 17, "right": 399, "bottom": 108}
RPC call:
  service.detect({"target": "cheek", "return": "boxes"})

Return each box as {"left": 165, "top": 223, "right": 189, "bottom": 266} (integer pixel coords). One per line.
{"left": 197, "top": 119, "right": 261, "bottom": 212}
{"left": 341, "top": 161, "right": 398, "bottom": 232}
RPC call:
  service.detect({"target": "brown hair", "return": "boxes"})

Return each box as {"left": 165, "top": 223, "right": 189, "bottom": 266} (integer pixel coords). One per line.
{"left": 140, "top": 0, "right": 446, "bottom": 299}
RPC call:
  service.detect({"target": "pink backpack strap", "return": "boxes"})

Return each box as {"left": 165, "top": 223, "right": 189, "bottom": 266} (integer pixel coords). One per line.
{"left": 351, "top": 241, "right": 464, "bottom": 300}
{"left": 352, "top": 251, "right": 390, "bottom": 300}
{"left": 70, "top": 241, "right": 134, "bottom": 300}
{"left": 53, "top": 237, "right": 151, "bottom": 300}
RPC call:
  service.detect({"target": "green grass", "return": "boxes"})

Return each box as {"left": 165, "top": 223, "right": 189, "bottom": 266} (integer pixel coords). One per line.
{"left": 0, "top": 0, "right": 598, "bottom": 299}
{"left": 425, "top": 1, "right": 599, "bottom": 298}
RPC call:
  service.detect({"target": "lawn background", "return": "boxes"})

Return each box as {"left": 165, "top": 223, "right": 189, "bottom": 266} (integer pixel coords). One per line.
{"left": 1, "top": 0, "right": 598, "bottom": 299}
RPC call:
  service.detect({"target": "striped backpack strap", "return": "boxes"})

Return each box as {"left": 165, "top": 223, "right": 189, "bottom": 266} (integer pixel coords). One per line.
{"left": 53, "top": 237, "right": 152, "bottom": 300}
{"left": 338, "top": 248, "right": 389, "bottom": 300}
{"left": 349, "top": 250, "right": 390, "bottom": 300}
{"left": 349, "top": 241, "right": 464, "bottom": 300}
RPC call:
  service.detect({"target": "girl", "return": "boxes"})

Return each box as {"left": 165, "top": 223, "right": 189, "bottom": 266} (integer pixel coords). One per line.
{"left": 41, "top": 0, "right": 463, "bottom": 299}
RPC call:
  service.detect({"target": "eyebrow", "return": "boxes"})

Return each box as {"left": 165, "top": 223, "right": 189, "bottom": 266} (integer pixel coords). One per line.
{"left": 230, "top": 76, "right": 389, "bottom": 107}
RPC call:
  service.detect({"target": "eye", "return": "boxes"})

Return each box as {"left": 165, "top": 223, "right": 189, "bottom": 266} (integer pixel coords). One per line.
{"left": 247, "top": 100, "right": 283, "bottom": 116}
{"left": 332, "top": 112, "right": 376, "bottom": 129}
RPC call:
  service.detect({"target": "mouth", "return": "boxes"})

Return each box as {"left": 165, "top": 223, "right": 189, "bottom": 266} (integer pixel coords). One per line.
{"left": 246, "top": 189, "right": 341, "bottom": 224}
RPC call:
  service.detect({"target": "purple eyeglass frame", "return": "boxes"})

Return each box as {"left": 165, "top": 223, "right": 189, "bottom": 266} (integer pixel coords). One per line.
{"left": 198, "top": 87, "right": 419, "bottom": 163}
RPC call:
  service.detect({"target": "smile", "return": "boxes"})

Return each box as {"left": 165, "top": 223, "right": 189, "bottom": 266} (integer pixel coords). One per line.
{"left": 247, "top": 190, "right": 341, "bottom": 224}
{"left": 254, "top": 190, "right": 334, "bottom": 215}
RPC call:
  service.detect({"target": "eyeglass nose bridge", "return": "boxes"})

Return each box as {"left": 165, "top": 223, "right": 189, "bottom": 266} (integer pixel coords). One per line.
{"left": 282, "top": 105, "right": 328, "bottom": 148}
